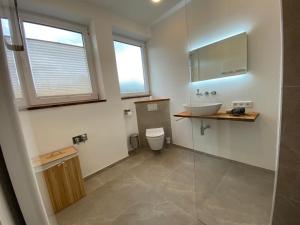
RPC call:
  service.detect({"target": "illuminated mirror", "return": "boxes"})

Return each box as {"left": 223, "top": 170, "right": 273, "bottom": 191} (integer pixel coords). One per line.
{"left": 190, "top": 32, "right": 247, "bottom": 82}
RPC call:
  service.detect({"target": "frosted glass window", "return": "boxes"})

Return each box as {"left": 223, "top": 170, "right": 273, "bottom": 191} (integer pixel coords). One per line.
{"left": 23, "top": 22, "right": 93, "bottom": 97}
{"left": 1, "top": 18, "right": 23, "bottom": 99}
{"left": 114, "top": 41, "right": 147, "bottom": 95}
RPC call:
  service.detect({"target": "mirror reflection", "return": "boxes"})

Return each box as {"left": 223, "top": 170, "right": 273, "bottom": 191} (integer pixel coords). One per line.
{"left": 190, "top": 32, "right": 247, "bottom": 82}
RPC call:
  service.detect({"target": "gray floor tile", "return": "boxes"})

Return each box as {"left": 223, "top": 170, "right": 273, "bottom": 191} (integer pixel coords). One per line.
{"left": 56, "top": 146, "right": 274, "bottom": 225}
{"left": 196, "top": 162, "right": 274, "bottom": 225}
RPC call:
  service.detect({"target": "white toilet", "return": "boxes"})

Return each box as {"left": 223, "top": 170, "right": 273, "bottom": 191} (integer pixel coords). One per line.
{"left": 146, "top": 128, "right": 165, "bottom": 151}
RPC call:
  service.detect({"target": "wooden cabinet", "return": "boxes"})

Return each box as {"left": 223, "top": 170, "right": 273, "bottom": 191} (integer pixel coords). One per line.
{"left": 43, "top": 156, "right": 86, "bottom": 213}
{"left": 33, "top": 147, "right": 86, "bottom": 213}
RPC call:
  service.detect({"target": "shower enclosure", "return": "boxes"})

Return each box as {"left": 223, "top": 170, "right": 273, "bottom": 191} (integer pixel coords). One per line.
{"left": 185, "top": 0, "right": 282, "bottom": 224}
{"left": 0, "top": 1, "right": 56, "bottom": 224}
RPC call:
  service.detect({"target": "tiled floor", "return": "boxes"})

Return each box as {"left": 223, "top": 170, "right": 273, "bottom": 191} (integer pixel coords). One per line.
{"left": 56, "top": 146, "right": 275, "bottom": 225}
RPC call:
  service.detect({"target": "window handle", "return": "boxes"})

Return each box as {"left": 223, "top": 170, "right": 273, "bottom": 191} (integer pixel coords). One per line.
{"left": 5, "top": 43, "right": 24, "bottom": 51}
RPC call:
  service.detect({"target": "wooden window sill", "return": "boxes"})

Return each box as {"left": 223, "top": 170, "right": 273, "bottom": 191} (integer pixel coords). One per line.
{"left": 25, "top": 99, "right": 107, "bottom": 110}
{"left": 134, "top": 98, "right": 170, "bottom": 104}
{"left": 121, "top": 95, "right": 150, "bottom": 100}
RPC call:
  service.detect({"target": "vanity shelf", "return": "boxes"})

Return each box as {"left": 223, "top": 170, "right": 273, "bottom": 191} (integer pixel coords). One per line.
{"left": 174, "top": 111, "right": 259, "bottom": 122}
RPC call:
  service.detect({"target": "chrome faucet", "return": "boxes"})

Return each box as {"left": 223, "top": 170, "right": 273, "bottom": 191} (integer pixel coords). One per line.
{"left": 196, "top": 89, "right": 217, "bottom": 96}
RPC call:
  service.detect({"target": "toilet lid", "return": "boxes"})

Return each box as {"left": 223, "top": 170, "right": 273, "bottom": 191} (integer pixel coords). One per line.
{"left": 146, "top": 128, "right": 164, "bottom": 138}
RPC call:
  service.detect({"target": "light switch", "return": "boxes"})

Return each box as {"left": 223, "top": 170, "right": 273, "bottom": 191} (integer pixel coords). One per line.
{"left": 147, "top": 103, "right": 158, "bottom": 111}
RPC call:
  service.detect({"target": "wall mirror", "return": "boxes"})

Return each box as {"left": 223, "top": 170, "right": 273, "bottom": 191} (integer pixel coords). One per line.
{"left": 190, "top": 32, "right": 248, "bottom": 82}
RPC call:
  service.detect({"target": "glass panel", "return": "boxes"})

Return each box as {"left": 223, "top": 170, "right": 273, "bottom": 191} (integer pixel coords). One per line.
{"left": 185, "top": 1, "right": 279, "bottom": 225}
{"left": 0, "top": 0, "right": 14, "bottom": 47}
{"left": 23, "top": 22, "right": 84, "bottom": 47}
{"left": 1, "top": 17, "right": 10, "bottom": 36}
{"left": 113, "top": 41, "right": 146, "bottom": 94}
{"left": 23, "top": 22, "right": 93, "bottom": 97}
{"left": 1, "top": 18, "right": 22, "bottom": 99}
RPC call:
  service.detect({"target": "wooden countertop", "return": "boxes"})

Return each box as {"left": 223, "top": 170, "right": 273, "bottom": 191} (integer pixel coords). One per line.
{"left": 174, "top": 111, "right": 259, "bottom": 122}
{"left": 32, "top": 146, "right": 78, "bottom": 167}
{"left": 134, "top": 98, "right": 170, "bottom": 104}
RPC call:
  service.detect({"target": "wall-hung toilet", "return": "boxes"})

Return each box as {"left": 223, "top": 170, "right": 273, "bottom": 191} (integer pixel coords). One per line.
{"left": 146, "top": 128, "right": 165, "bottom": 151}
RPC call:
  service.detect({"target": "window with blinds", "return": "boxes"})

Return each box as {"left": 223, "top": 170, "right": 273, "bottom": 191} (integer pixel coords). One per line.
{"left": 1, "top": 16, "right": 99, "bottom": 107}
{"left": 23, "top": 22, "right": 94, "bottom": 98}
{"left": 1, "top": 18, "right": 23, "bottom": 99}
{"left": 5, "top": 48, "right": 22, "bottom": 99}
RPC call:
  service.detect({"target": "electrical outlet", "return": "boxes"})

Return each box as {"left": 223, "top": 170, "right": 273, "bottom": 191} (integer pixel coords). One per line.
{"left": 72, "top": 134, "right": 88, "bottom": 145}
{"left": 232, "top": 101, "right": 253, "bottom": 108}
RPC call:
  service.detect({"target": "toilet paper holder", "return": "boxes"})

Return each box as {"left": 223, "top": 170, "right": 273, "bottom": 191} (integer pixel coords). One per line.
{"left": 124, "top": 109, "right": 132, "bottom": 116}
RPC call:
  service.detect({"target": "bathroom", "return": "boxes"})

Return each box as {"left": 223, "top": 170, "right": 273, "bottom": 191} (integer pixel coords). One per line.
{"left": 0, "top": 0, "right": 299, "bottom": 225}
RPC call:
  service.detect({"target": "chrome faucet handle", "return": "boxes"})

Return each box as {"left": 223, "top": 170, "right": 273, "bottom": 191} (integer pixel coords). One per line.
{"left": 210, "top": 91, "right": 217, "bottom": 95}
{"left": 196, "top": 89, "right": 203, "bottom": 96}
{"left": 204, "top": 91, "right": 210, "bottom": 96}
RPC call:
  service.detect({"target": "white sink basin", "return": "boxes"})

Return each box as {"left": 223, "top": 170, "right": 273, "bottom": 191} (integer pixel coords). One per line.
{"left": 183, "top": 103, "right": 222, "bottom": 116}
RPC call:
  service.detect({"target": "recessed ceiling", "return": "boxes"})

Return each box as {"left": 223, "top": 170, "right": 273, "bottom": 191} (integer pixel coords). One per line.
{"left": 86, "top": 0, "right": 183, "bottom": 26}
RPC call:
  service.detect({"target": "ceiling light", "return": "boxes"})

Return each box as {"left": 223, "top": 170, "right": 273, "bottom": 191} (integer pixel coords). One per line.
{"left": 151, "top": 0, "right": 161, "bottom": 4}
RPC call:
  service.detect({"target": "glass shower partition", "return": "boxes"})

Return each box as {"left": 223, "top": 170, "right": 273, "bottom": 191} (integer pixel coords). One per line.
{"left": 185, "top": 0, "right": 279, "bottom": 225}
{"left": 0, "top": 1, "right": 57, "bottom": 225}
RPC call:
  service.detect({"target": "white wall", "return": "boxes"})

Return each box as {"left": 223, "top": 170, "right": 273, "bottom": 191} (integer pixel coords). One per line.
{"left": 18, "top": 0, "right": 151, "bottom": 177}
{"left": 148, "top": 8, "right": 194, "bottom": 149}
{"left": 148, "top": 0, "right": 282, "bottom": 170}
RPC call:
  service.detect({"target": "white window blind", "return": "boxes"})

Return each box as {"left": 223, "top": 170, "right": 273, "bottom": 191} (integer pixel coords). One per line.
{"left": 23, "top": 22, "right": 93, "bottom": 98}
{"left": 26, "top": 39, "right": 92, "bottom": 97}
{"left": 5, "top": 47, "right": 23, "bottom": 98}
{"left": 1, "top": 18, "right": 22, "bottom": 99}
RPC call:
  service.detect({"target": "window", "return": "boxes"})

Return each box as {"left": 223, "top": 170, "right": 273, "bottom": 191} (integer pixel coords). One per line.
{"left": 23, "top": 22, "right": 93, "bottom": 98}
{"left": 113, "top": 36, "right": 149, "bottom": 98}
{"left": 1, "top": 14, "right": 99, "bottom": 107}
{"left": 22, "top": 20, "right": 98, "bottom": 105}
{"left": 1, "top": 18, "right": 23, "bottom": 99}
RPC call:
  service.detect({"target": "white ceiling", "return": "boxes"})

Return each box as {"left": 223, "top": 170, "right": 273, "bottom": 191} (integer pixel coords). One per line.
{"left": 86, "top": 0, "right": 183, "bottom": 26}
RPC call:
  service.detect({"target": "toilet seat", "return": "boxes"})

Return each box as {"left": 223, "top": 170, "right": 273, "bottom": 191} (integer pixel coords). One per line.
{"left": 147, "top": 135, "right": 164, "bottom": 139}
{"left": 146, "top": 128, "right": 164, "bottom": 138}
